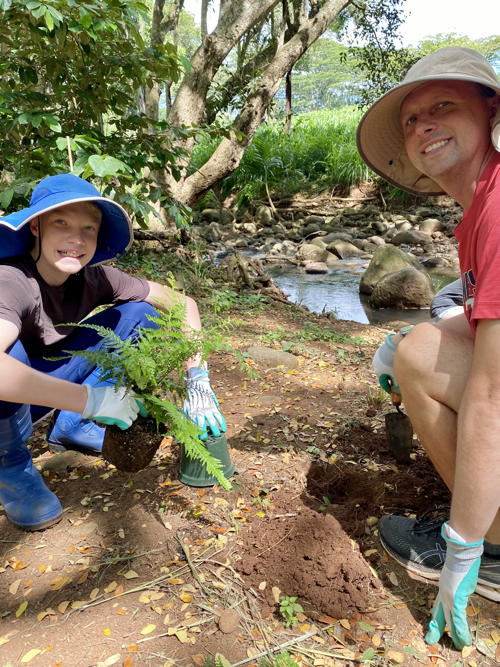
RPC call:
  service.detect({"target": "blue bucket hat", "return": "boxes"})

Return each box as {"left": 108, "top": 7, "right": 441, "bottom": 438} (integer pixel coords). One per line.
{"left": 0, "top": 174, "right": 133, "bottom": 265}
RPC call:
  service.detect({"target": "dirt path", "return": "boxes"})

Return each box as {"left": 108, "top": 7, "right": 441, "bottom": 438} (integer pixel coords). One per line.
{"left": 0, "top": 303, "right": 498, "bottom": 667}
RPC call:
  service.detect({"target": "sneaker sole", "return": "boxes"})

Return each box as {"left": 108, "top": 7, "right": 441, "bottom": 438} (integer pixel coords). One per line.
{"left": 10, "top": 512, "right": 63, "bottom": 532}
{"left": 380, "top": 536, "right": 500, "bottom": 602}
{"left": 48, "top": 442, "right": 101, "bottom": 456}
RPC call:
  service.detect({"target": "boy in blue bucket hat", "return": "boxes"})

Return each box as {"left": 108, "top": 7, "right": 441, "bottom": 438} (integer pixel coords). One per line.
{"left": 0, "top": 173, "right": 227, "bottom": 531}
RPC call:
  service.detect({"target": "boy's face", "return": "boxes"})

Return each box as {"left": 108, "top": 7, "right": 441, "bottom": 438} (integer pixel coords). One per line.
{"left": 30, "top": 203, "right": 101, "bottom": 285}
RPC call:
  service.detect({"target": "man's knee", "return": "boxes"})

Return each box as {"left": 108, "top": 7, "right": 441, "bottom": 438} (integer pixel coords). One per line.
{"left": 395, "top": 322, "right": 439, "bottom": 381}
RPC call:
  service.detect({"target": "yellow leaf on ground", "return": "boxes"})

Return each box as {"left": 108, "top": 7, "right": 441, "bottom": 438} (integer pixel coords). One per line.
{"left": 16, "top": 601, "right": 28, "bottom": 618}
{"left": 90, "top": 588, "right": 99, "bottom": 600}
{"left": 100, "top": 654, "right": 121, "bottom": 666}
{"left": 71, "top": 600, "right": 87, "bottom": 610}
{"left": 271, "top": 586, "right": 281, "bottom": 603}
{"left": 50, "top": 576, "right": 71, "bottom": 591}
{"left": 123, "top": 570, "right": 139, "bottom": 579}
{"left": 140, "top": 624, "right": 156, "bottom": 635}
{"left": 21, "top": 649, "right": 42, "bottom": 663}
{"left": 386, "top": 650, "right": 405, "bottom": 664}
{"left": 105, "top": 581, "right": 118, "bottom": 593}
{"left": 103, "top": 628, "right": 112, "bottom": 636}
{"left": 9, "top": 579, "right": 21, "bottom": 595}
{"left": 462, "top": 646, "right": 475, "bottom": 659}
{"left": 58, "top": 601, "right": 70, "bottom": 614}
{"left": 0, "top": 636, "right": 10, "bottom": 647}
{"left": 126, "top": 645, "right": 139, "bottom": 652}
{"left": 372, "top": 633, "right": 382, "bottom": 647}
{"left": 179, "top": 591, "right": 193, "bottom": 603}
{"left": 339, "top": 619, "right": 351, "bottom": 630}
{"left": 490, "top": 629, "right": 500, "bottom": 643}
{"left": 174, "top": 629, "right": 192, "bottom": 643}
{"left": 167, "top": 578, "right": 184, "bottom": 585}
{"left": 122, "top": 658, "right": 134, "bottom": 667}
{"left": 37, "top": 608, "right": 56, "bottom": 622}
{"left": 258, "top": 581, "right": 267, "bottom": 591}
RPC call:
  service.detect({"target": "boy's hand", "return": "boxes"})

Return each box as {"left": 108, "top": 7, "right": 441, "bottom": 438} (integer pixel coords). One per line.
{"left": 183, "top": 367, "right": 227, "bottom": 440}
{"left": 82, "top": 386, "right": 144, "bottom": 430}
{"left": 425, "top": 523, "right": 483, "bottom": 650}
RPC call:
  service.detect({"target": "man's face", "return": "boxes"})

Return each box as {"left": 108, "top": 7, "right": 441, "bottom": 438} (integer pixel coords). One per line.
{"left": 400, "top": 81, "right": 496, "bottom": 187}
{"left": 30, "top": 203, "right": 101, "bottom": 285}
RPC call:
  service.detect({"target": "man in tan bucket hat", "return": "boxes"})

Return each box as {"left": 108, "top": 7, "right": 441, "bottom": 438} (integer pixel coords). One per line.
{"left": 357, "top": 47, "right": 500, "bottom": 649}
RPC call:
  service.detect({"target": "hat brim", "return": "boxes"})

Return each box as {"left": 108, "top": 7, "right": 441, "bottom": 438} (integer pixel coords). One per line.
{"left": 0, "top": 194, "right": 133, "bottom": 265}
{"left": 357, "top": 74, "right": 500, "bottom": 196}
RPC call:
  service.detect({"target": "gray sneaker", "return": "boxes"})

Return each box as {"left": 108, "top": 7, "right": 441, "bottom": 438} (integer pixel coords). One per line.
{"left": 379, "top": 509, "right": 500, "bottom": 602}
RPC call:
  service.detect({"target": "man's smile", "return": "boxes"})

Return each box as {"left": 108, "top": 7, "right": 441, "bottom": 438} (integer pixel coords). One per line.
{"left": 422, "top": 138, "right": 450, "bottom": 155}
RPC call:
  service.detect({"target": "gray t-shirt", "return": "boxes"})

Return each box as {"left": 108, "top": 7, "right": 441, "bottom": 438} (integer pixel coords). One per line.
{"left": 0, "top": 256, "right": 149, "bottom": 355}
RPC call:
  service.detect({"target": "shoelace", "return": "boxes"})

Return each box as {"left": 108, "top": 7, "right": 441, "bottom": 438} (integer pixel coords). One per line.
{"left": 413, "top": 506, "right": 450, "bottom": 534}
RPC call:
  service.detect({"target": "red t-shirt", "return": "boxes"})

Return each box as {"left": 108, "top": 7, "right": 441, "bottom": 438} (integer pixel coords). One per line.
{"left": 454, "top": 152, "right": 500, "bottom": 336}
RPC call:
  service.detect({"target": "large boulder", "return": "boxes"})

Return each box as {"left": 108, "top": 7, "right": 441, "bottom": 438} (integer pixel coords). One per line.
{"left": 304, "top": 261, "right": 328, "bottom": 274}
{"left": 360, "top": 244, "right": 419, "bottom": 295}
{"left": 296, "top": 243, "right": 328, "bottom": 263}
{"left": 200, "top": 208, "right": 221, "bottom": 223}
{"left": 369, "top": 267, "right": 434, "bottom": 309}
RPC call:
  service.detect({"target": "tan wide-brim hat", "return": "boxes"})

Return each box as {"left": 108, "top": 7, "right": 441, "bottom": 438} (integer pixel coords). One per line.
{"left": 357, "top": 47, "right": 500, "bottom": 195}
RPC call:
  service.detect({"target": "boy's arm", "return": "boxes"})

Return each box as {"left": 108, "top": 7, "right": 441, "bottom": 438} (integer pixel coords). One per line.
{"left": 145, "top": 280, "right": 202, "bottom": 370}
{"left": 0, "top": 319, "right": 88, "bottom": 412}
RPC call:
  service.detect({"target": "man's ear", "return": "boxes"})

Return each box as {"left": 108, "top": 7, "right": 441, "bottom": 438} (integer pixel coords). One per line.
{"left": 491, "top": 97, "right": 500, "bottom": 152}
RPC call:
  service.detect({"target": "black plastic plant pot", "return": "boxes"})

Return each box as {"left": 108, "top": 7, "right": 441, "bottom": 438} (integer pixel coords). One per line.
{"left": 179, "top": 434, "right": 235, "bottom": 487}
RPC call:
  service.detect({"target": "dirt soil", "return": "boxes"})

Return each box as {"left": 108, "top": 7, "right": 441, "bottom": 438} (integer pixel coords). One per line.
{"left": 0, "top": 302, "right": 499, "bottom": 667}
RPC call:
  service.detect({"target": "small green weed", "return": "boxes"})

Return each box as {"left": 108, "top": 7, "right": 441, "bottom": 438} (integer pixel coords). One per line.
{"left": 279, "top": 595, "right": 304, "bottom": 628}
{"left": 260, "top": 652, "right": 299, "bottom": 667}
{"left": 260, "top": 323, "right": 365, "bottom": 347}
{"left": 319, "top": 495, "right": 332, "bottom": 511}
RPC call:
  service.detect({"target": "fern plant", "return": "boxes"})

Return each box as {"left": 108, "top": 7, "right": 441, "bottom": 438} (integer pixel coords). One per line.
{"left": 65, "top": 298, "right": 232, "bottom": 489}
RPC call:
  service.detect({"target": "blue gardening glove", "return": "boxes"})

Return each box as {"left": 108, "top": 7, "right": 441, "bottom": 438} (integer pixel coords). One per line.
{"left": 425, "top": 522, "right": 483, "bottom": 650}
{"left": 183, "top": 367, "right": 227, "bottom": 441}
{"left": 82, "top": 386, "right": 146, "bottom": 430}
{"left": 372, "top": 334, "right": 400, "bottom": 394}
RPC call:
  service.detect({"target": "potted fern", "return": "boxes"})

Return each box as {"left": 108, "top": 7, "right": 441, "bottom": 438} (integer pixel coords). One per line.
{"left": 67, "top": 301, "right": 233, "bottom": 489}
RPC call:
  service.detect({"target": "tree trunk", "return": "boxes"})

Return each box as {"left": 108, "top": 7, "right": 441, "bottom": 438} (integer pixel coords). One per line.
{"left": 284, "top": 69, "right": 292, "bottom": 134}
{"left": 169, "top": 0, "right": 350, "bottom": 204}
{"left": 201, "top": 0, "right": 209, "bottom": 37}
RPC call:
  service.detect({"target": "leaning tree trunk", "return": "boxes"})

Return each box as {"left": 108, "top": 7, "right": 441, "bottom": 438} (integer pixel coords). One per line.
{"left": 167, "top": 0, "right": 350, "bottom": 205}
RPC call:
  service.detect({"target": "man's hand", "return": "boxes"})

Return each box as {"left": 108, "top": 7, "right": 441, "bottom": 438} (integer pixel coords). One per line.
{"left": 425, "top": 522, "right": 483, "bottom": 650}
{"left": 82, "top": 386, "right": 145, "bottom": 430}
{"left": 183, "top": 367, "right": 227, "bottom": 440}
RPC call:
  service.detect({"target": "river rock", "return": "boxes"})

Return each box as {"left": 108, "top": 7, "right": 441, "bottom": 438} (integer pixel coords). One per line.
{"left": 304, "top": 261, "right": 328, "bottom": 274}
{"left": 256, "top": 205, "right": 273, "bottom": 226}
{"left": 241, "top": 222, "right": 257, "bottom": 235}
{"left": 367, "top": 235, "right": 385, "bottom": 246}
{"left": 420, "top": 255, "right": 450, "bottom": 269}
{"left": 369, "top": 266, "right": 434, "bottom": 309}
{"left": 394, "top": 220, "right": 412, "bottom": 232}
{"left": 371, "top": 220, "right": 390, "bottom": 234}
{"left": 302, "top": 222, "right": 322, "bottom": 237}
{"left": 326, "top": 240, "right": 365, "bottom": 259}
{"left": 360, "top": 244, "right": 419, "bottom": 295}
{"left": 245, "top": 346, "right": 298, "bottom": 369}
{"left": 200, "top": 208, "right": 220, "bottom": 223}
{"left": 296, "top": 243, "right": 328, "bottom": 263}
{"left": 220, "top": 210, "right": 234, "bottom": 225}
{"left": 304, "top": 215, "right": 324, "bottom": 226}
{"left": 205, "top": 221, "right": 223, "bottom": 242}
{"left": 419, "top": 217, "right": 443, "bottom": 234}
{"left": 392, "top": 229, "right": 432, "bottom": 247}
{"left": 323, "top": 231, "right": 353, "bottom": 243}
{"left": 310, "top": 237, "right": 327, "bottom": 249}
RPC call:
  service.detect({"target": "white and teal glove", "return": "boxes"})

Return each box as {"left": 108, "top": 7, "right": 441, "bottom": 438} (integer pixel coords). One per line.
{"left": 183, "top": 367, "right": 227, "bottom": 441}
{"left": 372, "top": 334, "right": 400, "bottom": 394}
{"left": 82, "top": 385, "right": 146, "bottom": 430}
{"left": 425, "top": 522, "right": 483, "bottom": 650}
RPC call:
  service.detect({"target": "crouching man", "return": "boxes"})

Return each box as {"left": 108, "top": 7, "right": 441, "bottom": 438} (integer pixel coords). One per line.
{"left": 0, "top": 174, "right": 226, "bottom": 531}
{"left": 357, "top": 47, "right": 500, "bottom": 648}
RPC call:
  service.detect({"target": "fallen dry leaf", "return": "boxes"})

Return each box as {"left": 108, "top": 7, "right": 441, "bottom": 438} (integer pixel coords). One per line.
{"left": 9, "top": 579, "right": 21, "bottom": 595}
{"left": 386, "top": 650, "right": 404, "bottom": 664}
{"left": 140, "top": 624, "right": 156, "bottom": 635}
{"left": 104, "top": 581, "right": 118, "bottom": 593}
{"left": 20, "top": 649, "right": 42, "bottom": 663}
{"left": 462, "top": 646, "right": 475, "bottom": 659}
{"left": 123, "top": 570, "right": 139, "bottom": 579}
{"left": 339, "top": 619, "right": 351, "bottom": 630}
{"left": 271, "top": 586, "right": 281, "bottom": 603}
{"left": 58, "top": 601, "right": 70, "bottom": 614}
{"left": 16, "top": 601, "right": 28, "bottom": 618}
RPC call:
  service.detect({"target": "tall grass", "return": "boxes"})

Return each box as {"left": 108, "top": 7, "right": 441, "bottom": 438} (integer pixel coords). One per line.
{"left": 189, "top": 107, "right": 375, "bottom": 206}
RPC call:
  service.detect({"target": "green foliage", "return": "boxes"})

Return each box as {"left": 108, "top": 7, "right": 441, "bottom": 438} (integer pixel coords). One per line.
{"left": 191, "top": 107, "right": 372, "bottom": 205}
{"left": 65, "top": 301, "right": 231, "bottom": 489}
{"left": 278, "top": 595, "right": 304, "bottom": 628}
{"left": 0, "top": 0, "right": 188, "bottom": 227}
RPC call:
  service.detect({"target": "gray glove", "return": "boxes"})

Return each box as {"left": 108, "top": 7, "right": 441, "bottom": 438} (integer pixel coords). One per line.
{"left": 372, "top": 334, "right": 400, "bottom": 394}
{"left": 183, "top": 367, "right": 227, "bottom": 441}
{"left": 82, "top": 386, "right": 145, "bottom": 430}
{"left": 425, "top": 522, "right": 483, "bottom": 649}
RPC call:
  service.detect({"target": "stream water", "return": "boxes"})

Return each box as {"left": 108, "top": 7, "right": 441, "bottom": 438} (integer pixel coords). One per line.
{"left": 264, "top": 258, "right": 432, "bottom": 326}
